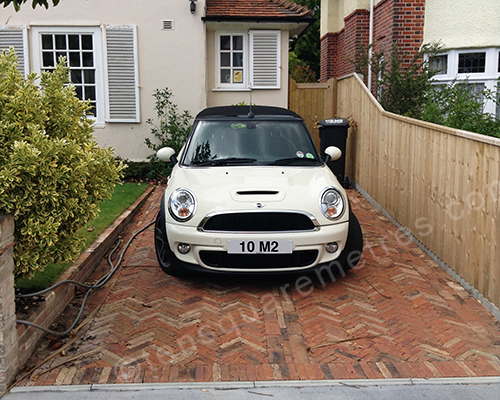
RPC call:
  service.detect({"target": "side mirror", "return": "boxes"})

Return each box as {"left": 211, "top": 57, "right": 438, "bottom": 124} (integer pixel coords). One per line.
{"left": 324, "top": 146, "right": 342, "bottom": 164}
{"left": 157, "top": 147, "right": 177, "bottom": 166}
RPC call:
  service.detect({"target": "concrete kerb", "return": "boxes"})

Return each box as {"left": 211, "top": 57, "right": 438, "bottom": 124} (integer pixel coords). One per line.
{"left": 8, "top": 377, "right": 500, "bottom": 393}
{"left": 16, "top": 184, "right": 157, "bottom": 368}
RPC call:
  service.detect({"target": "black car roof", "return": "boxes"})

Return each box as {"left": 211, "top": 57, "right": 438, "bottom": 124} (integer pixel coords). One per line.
{"left": 195, "top": 106, "right": 303, "bottom": 120}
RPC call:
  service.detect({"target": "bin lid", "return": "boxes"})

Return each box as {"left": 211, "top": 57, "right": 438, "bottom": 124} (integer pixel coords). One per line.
{"left": 318, "top": 118, "right": 349, "bottom": 127}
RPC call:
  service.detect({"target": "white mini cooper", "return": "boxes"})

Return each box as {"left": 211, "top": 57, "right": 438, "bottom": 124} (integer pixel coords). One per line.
{"left": 154, "top": 106, "right": 363, "bottom": 276}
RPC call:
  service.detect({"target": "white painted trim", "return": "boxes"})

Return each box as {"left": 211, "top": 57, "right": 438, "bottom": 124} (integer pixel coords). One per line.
{"left": 22, "top": 26, "right": 29, "bottom": 77}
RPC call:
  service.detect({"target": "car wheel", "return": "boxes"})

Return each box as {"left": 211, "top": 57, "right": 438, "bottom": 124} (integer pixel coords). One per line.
{"left": 339, "top": 211, "right": 363, "bottom": 271}
{"left": 154, "top": 209, "right": 183, "bottom": 276}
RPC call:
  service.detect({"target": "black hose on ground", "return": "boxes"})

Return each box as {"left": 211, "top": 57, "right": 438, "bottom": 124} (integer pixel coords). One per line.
{"left": 15, "top": 219, "right": 155, "bottom": 337}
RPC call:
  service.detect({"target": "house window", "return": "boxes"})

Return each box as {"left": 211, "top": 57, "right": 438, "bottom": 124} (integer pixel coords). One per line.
{"left": 219, "top": 34, "right": 245, "bottom": 86}
{"left": 430, "top": 48, "right": 500, "bottom": 117}
{"left": 464, "top": 83, "right": 485, "bottom": 102}
{"left": 32, "top": 27, "right": 105, "bottom": 123}
{"left": 458, "top": 52, "right": 486, "bottom": 73}
{"left": 40, "top": 32, "right": 98, "bottom": 116}
{"left": 429, "top": 55, "right": 447, "bottom": 75}
{"left": 215, "top": 31, "right": 281, "bottom": 90}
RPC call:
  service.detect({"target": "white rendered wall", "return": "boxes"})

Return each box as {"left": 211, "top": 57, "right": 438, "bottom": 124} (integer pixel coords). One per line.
{"left": 0, "top": 0, "right": 207, "bottom": 161}
{"left": 424, "top": 0, "right": 500, "bottom": 50}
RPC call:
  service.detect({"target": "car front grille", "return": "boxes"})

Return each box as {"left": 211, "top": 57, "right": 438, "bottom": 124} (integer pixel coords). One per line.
{"left": 199, "top": 250, "right": 319, "bottom": 270}
{"left": 198, "top": 212, "right": 318, "bottom": 233}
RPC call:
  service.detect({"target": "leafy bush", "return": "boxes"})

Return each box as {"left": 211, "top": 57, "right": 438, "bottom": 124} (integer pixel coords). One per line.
{"left": 289, "top": 51, "right": 317, "bottom": 83}
{"left": 0, "top": 0, "right": 60, "bottom": 12}
{"left": 352, "top": 42, "right": 500, "bottom": 137}
{"left": 422, "top": 80, "right": 500, "bottom": 138}
{"left": 115, "top": 157, "right": 153, "bottom": 181}
{"left": 353, "top": 42, "right": 441, "bottom": 118}
{"left": 145, "top": 88, "right": 193, "bottom": 179}
{"left": 0, "top": 49, "right": 124, "bottom": 279}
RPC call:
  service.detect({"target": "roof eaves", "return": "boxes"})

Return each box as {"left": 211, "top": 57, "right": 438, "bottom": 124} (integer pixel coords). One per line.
{"left": 202, "top": 15, "right": 316, "bottom": 24}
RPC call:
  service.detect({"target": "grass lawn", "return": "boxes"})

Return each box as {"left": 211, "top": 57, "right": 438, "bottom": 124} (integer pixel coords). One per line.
{"left": 15, "top": 182, "right": 149, "bottom": 292}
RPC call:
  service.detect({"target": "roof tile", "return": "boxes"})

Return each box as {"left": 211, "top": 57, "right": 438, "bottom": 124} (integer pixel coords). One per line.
{"left": 206, "top": 0, "right": 312, "bottom": 19}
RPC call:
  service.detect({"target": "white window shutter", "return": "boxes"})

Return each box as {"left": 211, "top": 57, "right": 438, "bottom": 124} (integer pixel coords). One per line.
{"left": 249, "top": 30, "right": 281, "bottom": 89}
{"left": 105, "top": 25, "right": 140, "bottom": 122}
{"left": 0, "top": 26, "right": 29, "bottom": 77}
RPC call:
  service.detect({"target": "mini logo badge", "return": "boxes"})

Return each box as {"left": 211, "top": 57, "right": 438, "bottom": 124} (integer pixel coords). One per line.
{"left": 253, "top": 203, "right": 266, "bottom": 209}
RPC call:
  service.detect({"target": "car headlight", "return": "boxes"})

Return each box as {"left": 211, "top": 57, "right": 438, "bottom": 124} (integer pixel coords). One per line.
{"left": 320, "top": 188, "right": 345, "bottom": 220}
{"left": 168, "top": 188, "right": 196, "bottom": 222}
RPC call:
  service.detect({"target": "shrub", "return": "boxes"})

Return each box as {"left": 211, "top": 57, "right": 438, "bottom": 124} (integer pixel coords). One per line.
{"left": 0, "top": 49, "right": 124, "bottom": 279}
{"left": 422, "top": 80, "right": 500, "bottom": 138}
{"left": 116, "top": 158, "right": 153, "bottom": 181}
{"left": 145, "top": 88, "right": 193, "bottom": 179}
{"left": 351, "top": 42, "right": 500, "bottom": 137}
{"left": 289, "top": 51, "right": 317, "bottom": 83}
{"left": 353, "top": 42, "right": 442, "bottom": 118}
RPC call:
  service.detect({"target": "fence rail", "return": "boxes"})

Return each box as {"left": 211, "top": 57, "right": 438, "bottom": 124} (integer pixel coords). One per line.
{"left": 336, "top": 74, "right": 500, "bottom": 309}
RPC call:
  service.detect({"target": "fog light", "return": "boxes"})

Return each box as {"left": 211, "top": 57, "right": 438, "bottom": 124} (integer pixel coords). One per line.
{"left": 177, "top": 243, "right": 191, "bottom": 254}
{"left": 326, "top": 242, "right": 339, "bottom": 254}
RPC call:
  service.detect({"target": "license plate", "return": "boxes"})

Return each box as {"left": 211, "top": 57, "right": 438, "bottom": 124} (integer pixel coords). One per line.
{"left": 228, "top": 240, "right": 293, "bottom": 254}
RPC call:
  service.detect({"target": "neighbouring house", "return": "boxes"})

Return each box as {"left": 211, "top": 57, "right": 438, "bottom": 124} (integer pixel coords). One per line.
{"left": 320, "top": 0, "right": 500, "bottom": 117}
{"left": 0, "top": 0, "right": 314, "bottom": 160}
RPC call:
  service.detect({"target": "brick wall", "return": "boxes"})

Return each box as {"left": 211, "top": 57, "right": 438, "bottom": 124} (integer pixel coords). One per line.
{"left": 321, "top": 10, "right": 370, "bottom": 82}
{"left": 321, "top": 0, "right": 426, "bottom": 82}
{"left": 0, "top": 214, "right": 19, "bottom": 393}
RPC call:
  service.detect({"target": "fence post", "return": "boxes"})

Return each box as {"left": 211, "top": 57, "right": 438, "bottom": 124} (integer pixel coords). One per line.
{"left": 325, "top": 77, "right": 337, "bottom": 117}
{"left": 0, "top": 214, "right": 19, "bottom": 393}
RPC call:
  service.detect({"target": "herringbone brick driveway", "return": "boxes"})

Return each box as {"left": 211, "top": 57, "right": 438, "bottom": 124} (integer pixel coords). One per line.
{"left": 18, "top": 186, "right": 500, "bottom": 385}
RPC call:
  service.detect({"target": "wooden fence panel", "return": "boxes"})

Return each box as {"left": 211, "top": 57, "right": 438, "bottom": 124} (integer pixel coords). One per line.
{"left": 337, "top": 73, "right": 500, "bottom": 310}
{"left": 288, "top": 78, "right": 336, "bottom": 150}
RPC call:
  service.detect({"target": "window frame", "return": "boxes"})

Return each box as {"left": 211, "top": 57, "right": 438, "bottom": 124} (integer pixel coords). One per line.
{"left": 428, "top": 48, "right": 500, "bottom": 117}
{"left": 31, "top": 26, "right": 106, "bottom": 126}
{"left": 215, "top": 32, "right": 249, "bottom": 90}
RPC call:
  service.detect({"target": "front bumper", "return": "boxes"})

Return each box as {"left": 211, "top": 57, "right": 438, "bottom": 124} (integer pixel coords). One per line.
{"left": 165, "top": 221, "right": 349, "bottom": 273}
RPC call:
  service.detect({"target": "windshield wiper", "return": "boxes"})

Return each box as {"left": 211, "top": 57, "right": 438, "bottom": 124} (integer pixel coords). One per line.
{"left": 192, "top": 157, "right": 257, "bottom": 166}
{"left": 272, "top": 157, "right": 319, "bottom": 165}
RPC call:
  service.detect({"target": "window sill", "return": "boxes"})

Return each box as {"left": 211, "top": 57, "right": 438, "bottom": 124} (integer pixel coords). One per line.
{"left": 92, "top": 122, "right": 106, "bottom": 129}
{"left": 212, "top": 88, "right": 252, "bottom": 92}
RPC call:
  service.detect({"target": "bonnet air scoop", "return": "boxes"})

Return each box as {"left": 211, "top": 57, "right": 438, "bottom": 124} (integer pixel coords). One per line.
{"left": 230, "top": 189, "right": 285, "bottom": 202}
{"left": 236, "top": 190, "right": 279, "bottom": 195}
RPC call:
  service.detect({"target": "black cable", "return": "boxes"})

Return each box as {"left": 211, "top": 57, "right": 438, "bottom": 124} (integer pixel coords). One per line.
{"left": 16, "top": 219, "right": 155, "bottom": 337}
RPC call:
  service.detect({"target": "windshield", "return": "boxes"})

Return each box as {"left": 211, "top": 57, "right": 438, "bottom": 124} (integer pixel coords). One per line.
{"left": 181, "top": 120, "right": 322, "bottom": 167}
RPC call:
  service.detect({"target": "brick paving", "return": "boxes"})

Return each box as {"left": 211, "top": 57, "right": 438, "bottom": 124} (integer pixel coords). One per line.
{"left": 16, "top": 186, "right": 500, "bottom": 385}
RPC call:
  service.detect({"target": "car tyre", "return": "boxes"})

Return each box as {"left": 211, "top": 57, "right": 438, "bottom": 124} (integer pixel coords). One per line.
{"left": 154, "top": 209, "right": 183, "bottom": 277}
{"left": 339, "top": 211, "right": 363, "bottom": 271}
